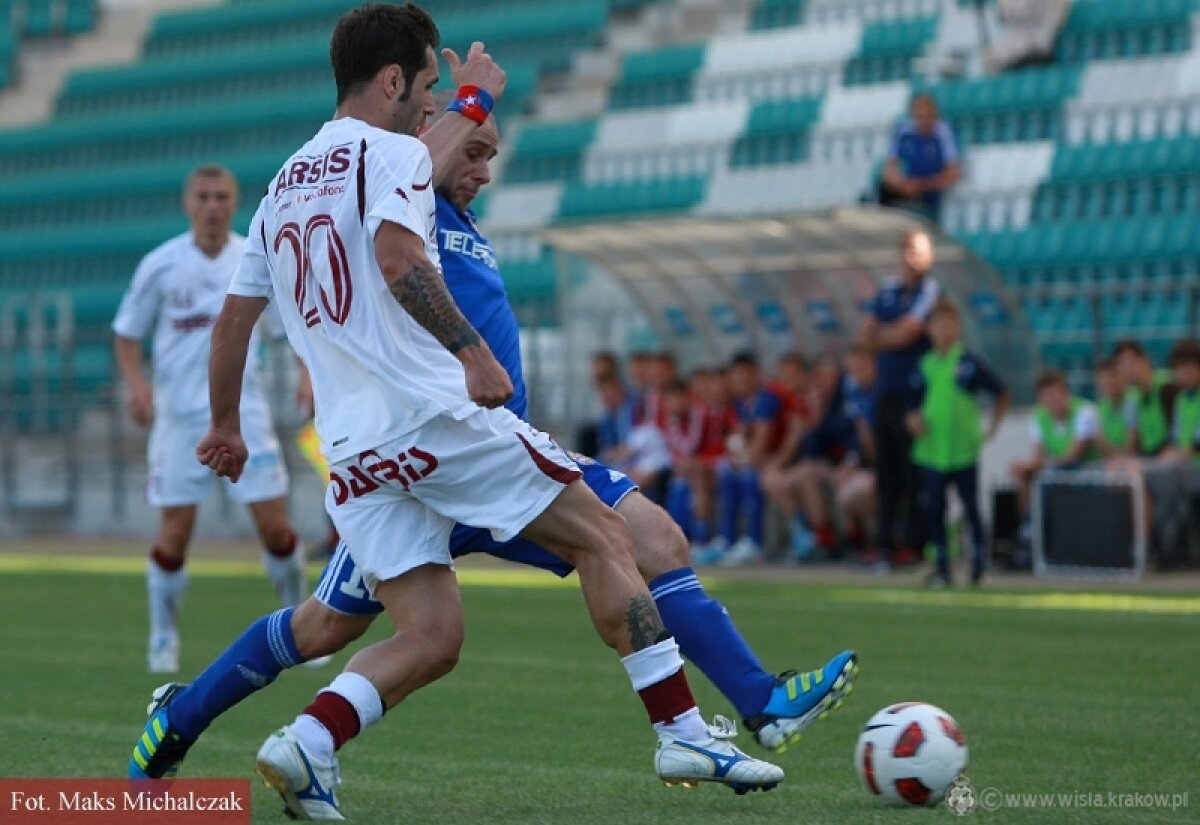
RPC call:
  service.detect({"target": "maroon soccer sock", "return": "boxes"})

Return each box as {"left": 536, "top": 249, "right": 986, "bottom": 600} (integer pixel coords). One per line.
{"left": 150, "top": 546, "right": 184, "bottom": 572}
{"left": 264, "top": 529, "right": 297, "bottom": 558}
{"left": 302, "top": 691, "right": 360, "bottom": 752}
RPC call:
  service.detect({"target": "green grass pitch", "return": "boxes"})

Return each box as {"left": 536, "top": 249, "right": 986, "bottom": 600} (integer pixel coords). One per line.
{"left": 0, "top": 558, "right": 1195, "bottom": 823}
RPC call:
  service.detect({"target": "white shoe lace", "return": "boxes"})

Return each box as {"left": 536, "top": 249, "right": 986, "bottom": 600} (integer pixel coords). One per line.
{"left": 707, "top": 715, "right": 739, "bottom": 741}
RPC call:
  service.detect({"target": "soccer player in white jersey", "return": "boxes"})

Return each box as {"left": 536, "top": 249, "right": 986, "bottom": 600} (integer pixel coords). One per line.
{"left": 198, "top": 4, "right": 781, "bottom": 817}
{"left": 113, "top": 166, "right": 309, "bottom": 674}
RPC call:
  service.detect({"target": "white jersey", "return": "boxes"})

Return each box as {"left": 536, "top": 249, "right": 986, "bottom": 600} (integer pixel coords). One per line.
{"left": 228, "top": 117, "right": 475, "bottom": 464}
{"left": 112, "top": 232, "right": 276, "bottom": 422}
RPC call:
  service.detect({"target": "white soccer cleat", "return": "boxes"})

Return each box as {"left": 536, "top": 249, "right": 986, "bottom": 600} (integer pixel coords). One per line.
{"left": 256, "top": 727, "right": 344, "bottom": 820}
{"left": 656, "top": 715, "right": 784, "bottom": 795}
{"left": 719, "top": 537, "right": 763, "bottom": 567}
{"left": 302, "top": 655, "right": 335, "bottom": 669}
{"left": 147, "top": 633, "right": 179, "bottom": 674}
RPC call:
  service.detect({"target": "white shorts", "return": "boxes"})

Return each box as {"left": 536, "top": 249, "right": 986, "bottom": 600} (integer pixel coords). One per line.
{"left": 325, "top": 406, "right": 581, "bottom": 595}
{"left": 147, "top": 412, "right": 289, "bottom": 507}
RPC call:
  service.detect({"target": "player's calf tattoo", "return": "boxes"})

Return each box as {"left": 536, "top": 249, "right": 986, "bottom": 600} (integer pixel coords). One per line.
{"left": 389, "top": 262, "right": 481, "bottom": 353}
{"left": 626, "top": 594, "right": 668, "bottom": 651}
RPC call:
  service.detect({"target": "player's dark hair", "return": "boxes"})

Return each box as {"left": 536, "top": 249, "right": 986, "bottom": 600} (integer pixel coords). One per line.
{"left": 1168, "top": 338, "right": 1200, "bottom": 367}
{"left": 330, "top": 3, "right": 439, "bottom": 105}
{"left": 1112, "top": 339, "right": 1147, "bottom": 360}
{"left": 929, "top": 297, "right": 959, "bottom": 321}
{"left": 730, "top": 350, "right": 758, "bottom": 370}
{"left": 664, "top": 379, "right": 689, "bottom": 394}
{"left": 779, "top": 351, "right": 808, "bottom": 371}
{"left": 1035, "top": 368, "right": 1068, "bottom": 393}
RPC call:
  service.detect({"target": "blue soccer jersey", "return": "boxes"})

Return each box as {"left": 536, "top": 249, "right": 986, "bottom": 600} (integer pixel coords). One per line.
{"left": 436, "top": 196, "right": 527, "bottom": 419}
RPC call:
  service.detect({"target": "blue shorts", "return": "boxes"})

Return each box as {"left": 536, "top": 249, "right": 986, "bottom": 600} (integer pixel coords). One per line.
{"left": 312, "top": 455, "right": 637, "bottom": 616}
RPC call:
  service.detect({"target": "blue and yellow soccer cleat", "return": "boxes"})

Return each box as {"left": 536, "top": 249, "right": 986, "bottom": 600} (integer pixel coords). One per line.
{"left": 744, "top": 650, "right": 859, "bottom": 754}
{"left": 128, "top": 682, "right": 194, "bottom": 779}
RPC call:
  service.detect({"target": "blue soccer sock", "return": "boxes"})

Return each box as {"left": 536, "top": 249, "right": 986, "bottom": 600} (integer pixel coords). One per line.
{"left": 740, "top": 469, "right": 766, "bottom": 546}
{"left": 693, "top": 518, "right": 711, "bottom": 545}
{"left": 717, "top": 465, "right": 740, "bottom": 543}
{"left": 168, "top": 608, "right": 303, "bottom": 740}
{"left": 649, "top": 567, "right": 776, "bottom": 719}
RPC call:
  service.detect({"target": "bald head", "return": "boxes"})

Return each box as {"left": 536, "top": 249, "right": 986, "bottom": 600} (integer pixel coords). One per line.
{"left": 429, "top": 90, "right": 500, "bottom": 211}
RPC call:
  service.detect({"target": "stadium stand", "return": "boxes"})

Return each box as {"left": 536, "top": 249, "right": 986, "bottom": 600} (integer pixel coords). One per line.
{"left": 1, "top": 0, "right": 1200, "bottom": 437}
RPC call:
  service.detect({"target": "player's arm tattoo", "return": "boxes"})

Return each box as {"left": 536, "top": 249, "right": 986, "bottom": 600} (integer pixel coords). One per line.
{"left": 626, "top": 594, "right": 668, "bottom": 651}
{"left": 388, "top": 262, "right": 481, "bottom": 353}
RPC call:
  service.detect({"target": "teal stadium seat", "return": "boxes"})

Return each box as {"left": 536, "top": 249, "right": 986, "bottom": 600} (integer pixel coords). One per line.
{"left": 504, "top": 119, "right": 598, "bottom": 184}
{"left": 751, "top": 0, "right": 807, "bottom": 30}
{"left": 0, "top": 21, "right": 13, "bottom": 87}
{"left": 1034, "top": 137, "right": 1200, "bottom": 221}
{"left": 729, "top": 95, "right": 823, "bottom": 167}
{"left": 1058, "top": 0, "right": 1199, "bottom": 62}
{"left": 145, "top": 0, "right": 607, "bottom": 75}
{"left": 558, "top": 177, "right": 707, "bottom": 221}
{"left": 843, "top": 16, "right": 938, "bottom": 86}
{"left": 608, "top": 43, "right": 706, "bottom": 110}
{"left": 921, "top": 65, "right": 1081, "bottom": 144}
{"left": 20, "top": 0, "right": 53, "bottom": 37}
{"left": 64, "top": 0, "right": 95, "bottom": 34}
{"left": 57, "top": 39, "right": 538, "bottom": 118}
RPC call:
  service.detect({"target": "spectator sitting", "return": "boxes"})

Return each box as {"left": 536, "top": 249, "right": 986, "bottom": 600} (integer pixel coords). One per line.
{"left": 1162, "top": 339, "right": 1200, "bottom": 465}
{"left": 625, "top": 349, "right": 654, "bottom": 424}
{"left": 1009, "top": 368, "right": 1098, "bottom": 517}
{"left": 1115, "top": 339, "right": 1179, "bottom": 458}
{"left": 682, "top": 367, "right": 739, "bottom": 556}
{"left": 879, "top": 93, "right": 961, "bottom": 223}
{"left": 762, "top": 357, "right": 848, "bottom": 560}
{"left": 905, "top": 299, "right": 1009, "bottom": 587}
{"left": 662, "top": 378, "right": 706, "bottom": 541}
{"left": 985, "top": 0, "right": 1071, "bottom": 74}
{"left": 595, "top": 375, "right": 671, "bottom": 501}
{"left": 594, "top": 374, "right": 636, "bottom": 465}
{"left": 578, "top": 350, "right": 622, "bottom": 457}
{"left": 837, "top": 346, "right": 880, "bottom": 551}
{"left": 1093, "top": 357, "right": 1128, "bottom": 459}
{"left": 711, "top": 351, "right": 798, "bottom": 566}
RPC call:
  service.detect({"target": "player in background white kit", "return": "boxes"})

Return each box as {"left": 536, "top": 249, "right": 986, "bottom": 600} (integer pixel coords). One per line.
{"left": 113, "top": 166, "right": 309, "bottom": 674}
{"left": 199, "top": 4, "right": 782, "bottom": 818}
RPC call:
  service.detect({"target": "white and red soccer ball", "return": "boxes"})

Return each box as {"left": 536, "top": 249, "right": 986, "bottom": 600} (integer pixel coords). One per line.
{"left": 855, "top": 702, "right": 969, "bottom": 806}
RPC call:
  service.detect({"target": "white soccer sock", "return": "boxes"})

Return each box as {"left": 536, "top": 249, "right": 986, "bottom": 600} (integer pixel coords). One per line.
{"left": 621, "top": 638, "right": 686, "bottom": 691}
{"left": 262, "top": 541, "right": 307, "bottom": 607}
{"left": 320, "top": 672, "right": 385, "bottom": 731}
{"left": 654, "top": 706, "right": 710, "bottom": 743}
{"left": 291, "top": 714, "right": 336, "bottom": 765}
{"left": 146, "top": 559, "right": 187, "bottom": 642}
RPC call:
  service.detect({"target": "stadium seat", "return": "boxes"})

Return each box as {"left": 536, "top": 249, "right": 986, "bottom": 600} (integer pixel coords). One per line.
{"left": 729, "top": 95, "right": 823, "bottom": 167}
{"left": 558, "top": 177, "right": 706, "bottom": 220}
{"left": 1058, "top": 0, "right": 1198, "bottom": 63}
{"left": 843, "top": 15, "right": 937, "bottom": 86}
{"left": 751, "top": 0, "right": 807, "bottom": 31}
{"left": 608, "top": 43, "right": 706, "bottom": 110}
{"left": 504, "top": 119, "right": 598, "bottom": 185}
